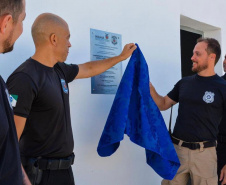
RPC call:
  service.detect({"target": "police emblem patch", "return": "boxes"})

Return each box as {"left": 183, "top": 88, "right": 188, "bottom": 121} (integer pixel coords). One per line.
{"left": 203, "top": 91, "right": 215, "bottom": 103}
{"left": 61, "top": 79, "right": 68, "bottom": 94}
{"left": 5, "top": 89, "right": 13, "bottom": 109}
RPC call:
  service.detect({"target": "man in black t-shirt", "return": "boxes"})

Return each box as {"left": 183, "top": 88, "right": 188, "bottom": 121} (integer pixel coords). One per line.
{"left": 150, "top": 38, "right": 225, "bottom": 185}
{"left": 0, "top": 0, "right": 31, "bottom": 185}
{"left": 217, "top": 54, "right": 226, "bottom": 185}
{"left": 6, "top": 13, "right": 137, "bottom": 185}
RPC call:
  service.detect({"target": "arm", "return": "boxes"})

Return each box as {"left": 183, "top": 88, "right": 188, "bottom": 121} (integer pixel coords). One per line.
{"left": 149, "top": 82, "right": 177, "bottom": 111}
{"left": 75, "top": 43, "right": 137, "bottom": 79}
{"left": 220, "top": 165, "right": 226, "bottom": 185}
{"left": 14, "top": 115, "right": 26, "bottom": 140}
{"left": 14, "top": 116, "right": 31, "bottom": 184}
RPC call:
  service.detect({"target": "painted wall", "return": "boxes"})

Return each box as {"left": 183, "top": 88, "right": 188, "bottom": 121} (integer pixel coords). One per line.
{"left": 0, "top": 1, "right": 226, "bottom": 185}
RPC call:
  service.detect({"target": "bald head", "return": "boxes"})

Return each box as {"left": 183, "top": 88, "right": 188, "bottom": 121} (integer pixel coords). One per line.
{"left": 32, "top": 13, "right": 68, "bottom": 46}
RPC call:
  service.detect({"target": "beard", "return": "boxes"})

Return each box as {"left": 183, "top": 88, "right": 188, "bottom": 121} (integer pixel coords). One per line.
{"left": 192, "top": 62, "right": 208, "bottom": 73}
{"left": 191, "top": 58, "right": 209, "bottom": 73}
{"left": 3, "top": 30, "right": 14, "bottom": 54}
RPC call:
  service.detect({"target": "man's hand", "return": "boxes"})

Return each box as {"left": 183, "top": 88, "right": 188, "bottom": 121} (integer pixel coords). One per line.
{"left": 119, "top": 43, "right": 137, "bottom": 61}
{"left": 220, "top": 165, "right": 226, "bottom": 185}
{"left": 149, "top": 81, "right": 176, "bottom": 110}
{"left": 76, "top": 43, "right": 137, "bottom": 79}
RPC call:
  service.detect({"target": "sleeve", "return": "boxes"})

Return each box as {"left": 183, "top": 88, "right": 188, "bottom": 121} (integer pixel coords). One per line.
{"left": 6, "top": 73, "right": 37, "bottom": 118}
{"left": 57, "top": 62, "right": 79, "bottom": 83}
{"left": 167, "top": 80, "right": 181, "bottom": 103}
{"left": 223, "top": 87, "right": 226, "bottom": 111}
{"left": 0, "top": 81, "right": 10, "bottom": 144}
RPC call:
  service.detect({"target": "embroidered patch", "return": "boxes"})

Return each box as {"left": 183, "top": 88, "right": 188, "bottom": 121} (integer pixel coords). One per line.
{"left": 9, "top": 94, "right": 18, "bottom": 107}
{"left": 5, "top": 89, "right": 13, "bottom": 109}
{"left": 203, "top": 91, "right": 215, "bottom": 103}
{"left": 61, "top": 79, "right": 68, "bottom": 94}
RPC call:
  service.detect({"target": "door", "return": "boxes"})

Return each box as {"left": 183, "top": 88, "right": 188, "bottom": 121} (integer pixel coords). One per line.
{"left": 180, "top": 28, "right": 202, "bottom": 77}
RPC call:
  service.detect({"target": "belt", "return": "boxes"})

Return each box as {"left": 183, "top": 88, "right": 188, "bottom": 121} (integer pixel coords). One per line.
{"left": 171, "top": 136, "right": 216, "bottom": 150}
{"left": 217, "top": 135, "right": 226, "bottom": 143}
{"left": 22, "top": 153, "right": 75, "bottom": 170}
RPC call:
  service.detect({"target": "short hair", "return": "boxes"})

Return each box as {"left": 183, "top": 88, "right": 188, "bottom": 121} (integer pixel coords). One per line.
{"left": 0, "top": 0, "right": 23, "bottom": 23}
{"left": 197, "top": 37, "right": 221, "bottom": 65}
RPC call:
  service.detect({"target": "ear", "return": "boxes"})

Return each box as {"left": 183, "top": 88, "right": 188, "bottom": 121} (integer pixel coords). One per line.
{"left": 0, "top": 14, "right": 13, "bottom": 34}
{"left": 209, "top": 53, "right": 216, "bottom": 62}
{"left": 50, "top": 33, "right": 57, "bottom": 46}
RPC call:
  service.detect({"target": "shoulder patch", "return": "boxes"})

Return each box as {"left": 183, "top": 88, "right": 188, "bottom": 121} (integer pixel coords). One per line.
{"left": 5, "top": 89, "right": 13, "bottom": 109}
{"left": 61, "top": 79, "right": 68, "bottom": 94}
{"left": 9, "top": 94, "right": 18, "bottom": 107}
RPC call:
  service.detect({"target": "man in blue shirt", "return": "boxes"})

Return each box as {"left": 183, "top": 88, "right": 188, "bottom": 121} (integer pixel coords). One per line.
{"left": 0, "top": 0, "right": 30, "bottom": 184}
{"left": 150, "top": 38, "right": 224, "bottom": 185}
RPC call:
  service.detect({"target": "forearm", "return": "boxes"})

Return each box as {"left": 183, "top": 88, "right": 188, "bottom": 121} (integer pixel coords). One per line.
{"left": 76, "top": 43, "right": 137, "bottom": 79}
{"left": 79, "top": 55, "right": 124, "bottom": 78}
{"left": 14, "top": 115, "right": 26, "bottom": 140}
{"left": 149, "top": 83, "right": 167, "bottom": 110}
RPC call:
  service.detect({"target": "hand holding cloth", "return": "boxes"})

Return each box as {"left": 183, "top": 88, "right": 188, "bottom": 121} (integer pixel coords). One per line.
{"left": 97, "top": 44, "right": 180, "bottom": 180}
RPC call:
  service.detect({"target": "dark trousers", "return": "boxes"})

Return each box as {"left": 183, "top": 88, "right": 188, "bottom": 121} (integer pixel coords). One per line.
{"left": 217, "top": 143, "right": 226, "bottom": 185}
{"left": 24, "top": 166, "right": 75, "bottom": 185}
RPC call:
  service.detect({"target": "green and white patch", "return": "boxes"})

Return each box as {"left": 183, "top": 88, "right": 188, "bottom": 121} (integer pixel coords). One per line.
{"left": 9, "top": 94, "right": 18, "bottom": 107}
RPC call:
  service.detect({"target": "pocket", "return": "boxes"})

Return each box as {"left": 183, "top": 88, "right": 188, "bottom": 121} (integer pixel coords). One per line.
{"left": 173, "top": 144, "right": 189, "bottom": 164}
{"left": 161, "top": 179, "right": 169, "bottom": 185}
{"left": 206, "top": 176, "right": 218, "bottom": 185}
{"left": 193, "top": 147, "right": 217, "bottom": 178}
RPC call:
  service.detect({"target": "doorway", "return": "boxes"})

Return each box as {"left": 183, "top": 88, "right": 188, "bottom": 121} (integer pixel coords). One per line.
{"left": 180, "top": 28, "right": 202, "bottom": 77}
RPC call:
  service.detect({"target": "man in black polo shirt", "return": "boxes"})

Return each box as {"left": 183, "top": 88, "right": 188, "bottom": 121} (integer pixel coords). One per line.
{"left": 0, "top": 0, "right": 31, "bottom": 184}
{"left": 217, "top": 54, "right": 226, "bottom": 185}
{"left": 6, "top": 13, "right": 136, "bottom": 185}
{"left": 150, "top": 38, "right": 226, "bottom": 185}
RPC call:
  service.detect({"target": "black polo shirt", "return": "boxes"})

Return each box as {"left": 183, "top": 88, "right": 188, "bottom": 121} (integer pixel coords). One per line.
{"left": 168, "top": 74, "right": 226, "bottom": 142}
{"left": 6, "top": 58, "right": 79, "bottom": 158}
{"left": 0, "top": 76, "right": 22, "bottom": 185}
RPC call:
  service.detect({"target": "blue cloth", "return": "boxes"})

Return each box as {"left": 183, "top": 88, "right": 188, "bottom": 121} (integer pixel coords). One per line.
{"left": 97, "top": 44, "right": 180, "bottom": 180}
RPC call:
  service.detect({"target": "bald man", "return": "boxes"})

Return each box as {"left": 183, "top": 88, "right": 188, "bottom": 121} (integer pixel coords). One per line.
{"left": 6, "top": 13, "right": 136, "bottom": 185}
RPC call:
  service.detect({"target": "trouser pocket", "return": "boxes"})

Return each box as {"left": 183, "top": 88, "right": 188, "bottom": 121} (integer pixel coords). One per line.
{"left": 206, "top": 176, "right": 218, "bottom": 185}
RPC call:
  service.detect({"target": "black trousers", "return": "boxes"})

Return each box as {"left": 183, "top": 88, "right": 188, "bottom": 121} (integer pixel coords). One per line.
{"left": 24, "top": 166, "right": 75, "bottom": 185}
{"left": 217, "top": 143, "right": 226, "bottom": 185}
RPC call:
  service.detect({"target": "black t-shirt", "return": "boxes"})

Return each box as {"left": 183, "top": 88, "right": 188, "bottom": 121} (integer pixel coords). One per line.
{"left": 6, "top": 58, "right": 79, "bottom": 158}
{"left": 168, "top": 74, "right": 226, "bottom": 142}
{"left": 218, "top": 73, "right": 226, "bottom": 136}
{"left": 0, "top": 76, "right": 22, "bottom": 185}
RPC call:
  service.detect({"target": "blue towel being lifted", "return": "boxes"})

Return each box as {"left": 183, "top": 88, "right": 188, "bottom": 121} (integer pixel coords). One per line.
{"left": 97, "top": 44, "right": 180, "bottom": 180}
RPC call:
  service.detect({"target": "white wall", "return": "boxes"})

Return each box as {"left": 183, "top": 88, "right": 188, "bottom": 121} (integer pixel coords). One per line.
{"left": 0, "top": 1, "right": 226, "bottom": 185}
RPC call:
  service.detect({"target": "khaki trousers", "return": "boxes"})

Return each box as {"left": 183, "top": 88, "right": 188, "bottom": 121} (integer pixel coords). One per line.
{"left": 162, "top": 144, "right": 217, "bottom": 185}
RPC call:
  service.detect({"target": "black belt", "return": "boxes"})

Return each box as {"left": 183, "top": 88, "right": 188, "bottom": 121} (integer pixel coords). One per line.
{"left": 22, "top": 153, "right": 75, "bottom": 170}
{"left": 217, "top": 135, "right": 226, "bottom": 143}
{"left": 171, "top": 136, "right": 216, "bottom": 150}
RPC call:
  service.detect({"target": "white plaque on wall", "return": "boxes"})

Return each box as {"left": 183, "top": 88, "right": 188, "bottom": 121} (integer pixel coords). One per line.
{"left": 90, "top": 28, "right": 122, "bottom": 94}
